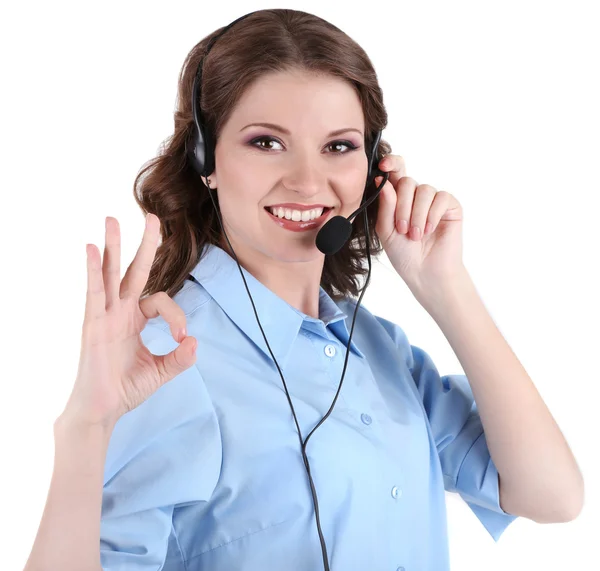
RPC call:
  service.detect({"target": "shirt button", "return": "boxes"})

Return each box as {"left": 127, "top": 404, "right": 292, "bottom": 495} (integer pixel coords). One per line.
{"left": 324, "top": 344, "right": 336, "bottom": 357}
{"left": 391, "top": 486, "right": 402, "bottom": 499}
{"left": 360, "top": 413, "right": 372, "bottom": 425}
{"left": 396, "top": 567, "right": 406, "bottom": 571}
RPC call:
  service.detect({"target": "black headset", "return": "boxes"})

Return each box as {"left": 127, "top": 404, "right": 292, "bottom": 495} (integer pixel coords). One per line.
{"left": 186, "top": 10, "right": 389, "bottom": 571}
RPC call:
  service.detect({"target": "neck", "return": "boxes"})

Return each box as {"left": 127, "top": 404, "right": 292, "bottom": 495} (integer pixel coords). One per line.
{"left": 217, "top": 234, "right": 324, "bottom": 320}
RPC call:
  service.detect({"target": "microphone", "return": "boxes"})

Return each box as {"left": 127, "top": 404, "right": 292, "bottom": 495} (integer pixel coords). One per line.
{"left": 315, "top": 170, "right": 389, "bottom": 255}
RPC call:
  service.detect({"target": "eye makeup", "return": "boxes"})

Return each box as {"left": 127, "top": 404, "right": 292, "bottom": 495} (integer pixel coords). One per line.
{"left": 246, "top": 135, "right": 361, "bottom": 154}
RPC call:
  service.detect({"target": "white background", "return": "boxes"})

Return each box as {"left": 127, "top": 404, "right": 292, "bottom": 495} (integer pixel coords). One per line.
{"left": 1, "top": 1, "right": 598, "bottom": 569}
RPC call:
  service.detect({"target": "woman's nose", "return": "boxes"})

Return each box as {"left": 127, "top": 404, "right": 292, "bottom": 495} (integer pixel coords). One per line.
{"left": 281, "top": 155, "right": 327, "bottom": 196}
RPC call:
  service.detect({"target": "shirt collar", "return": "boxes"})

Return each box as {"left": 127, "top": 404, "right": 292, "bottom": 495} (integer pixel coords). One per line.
{"left": 188, "top": 243, "right": 365, "bottom": 368}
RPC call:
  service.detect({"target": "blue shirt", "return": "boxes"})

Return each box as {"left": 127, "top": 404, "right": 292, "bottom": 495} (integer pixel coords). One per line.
{"left": 100, "top": 243, "right": 518, "bottom": 571}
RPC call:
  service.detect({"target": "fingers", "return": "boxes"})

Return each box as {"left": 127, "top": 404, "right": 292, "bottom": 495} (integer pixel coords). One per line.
{"left": 376, "top": 156, "right": 456, "bottom": 241}
{"left": 102, "top": 217, "right": 121, "bottom": 309}
{"left": 139, "top": 291, "right": 197, "bottom": 386}
{"left": 153, "top": 336, "right": 198, "bottom": 388}
{"left": 394, "top": 178, "right": 437, "bottom": 240}
{"left": 84, "top": 243, "right": 106, "bottom": 324}
{"left": 121, "top": 213, "right": 161, "bottom": 300}
{"left": 139, "top": 291, "right": 190, "bottom": 345}
{"left": 378, "top": 155, "right": 407, "bottom": 188}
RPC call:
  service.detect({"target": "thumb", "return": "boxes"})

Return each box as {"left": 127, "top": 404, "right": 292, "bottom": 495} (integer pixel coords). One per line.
{"left": 155, "top": 336, "right": 198, "bottom": 386}
{"left": 374, "top": 176, "right": 397, "bottom": 239}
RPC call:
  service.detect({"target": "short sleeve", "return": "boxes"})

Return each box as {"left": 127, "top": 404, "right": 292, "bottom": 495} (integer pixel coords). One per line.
{"left": 100, "top": 324, "right": 222, "bottom": 570}
{"left": 376, "top": 316, "right": 518, "bottom": 542}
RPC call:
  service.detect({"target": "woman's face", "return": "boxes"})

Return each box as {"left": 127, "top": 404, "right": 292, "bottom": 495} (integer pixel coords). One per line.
{"left": 209, "top": 69, "right": 369, "bottom": 263}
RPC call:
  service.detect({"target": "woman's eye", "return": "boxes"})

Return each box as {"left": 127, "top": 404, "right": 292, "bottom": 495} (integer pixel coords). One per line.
{"left": 249, "top": 136, "right": 358, "bottom": 154}
{"left": 251, "top": 137, "right": 283, "bottom": 151}
{"left": 326, "top": 141, "right": 357, "bottom": 153}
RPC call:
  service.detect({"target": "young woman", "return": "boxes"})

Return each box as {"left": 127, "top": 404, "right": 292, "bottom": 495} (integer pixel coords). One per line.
{"left": 23, "top": 8, "right": 582, "bottom": 571}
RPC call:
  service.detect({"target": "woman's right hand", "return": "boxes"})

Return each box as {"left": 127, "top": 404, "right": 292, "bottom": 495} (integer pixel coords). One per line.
{"left": 59, "top": 213, "right": 198, "bottom": 429}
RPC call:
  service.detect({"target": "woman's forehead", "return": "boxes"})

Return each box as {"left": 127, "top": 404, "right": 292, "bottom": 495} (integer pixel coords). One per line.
{"left": 226, "top": 71, "right": 365, "bottom": 134}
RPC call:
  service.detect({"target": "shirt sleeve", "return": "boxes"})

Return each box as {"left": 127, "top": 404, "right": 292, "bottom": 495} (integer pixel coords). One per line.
{"left": 100, "top": 323, "right": 222, "bottom": 570}
{"left": 375, "top": 315, "right": 518, "bottom": 542}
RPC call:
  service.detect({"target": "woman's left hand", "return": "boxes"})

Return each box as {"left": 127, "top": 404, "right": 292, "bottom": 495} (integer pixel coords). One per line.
{"left": 374, "top": 154, "right": 467, "bottom": 297}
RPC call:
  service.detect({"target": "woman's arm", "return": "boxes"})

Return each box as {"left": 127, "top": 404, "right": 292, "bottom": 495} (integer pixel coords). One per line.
{"left": 23, "top": 413, "right": 115, "bottom": 571}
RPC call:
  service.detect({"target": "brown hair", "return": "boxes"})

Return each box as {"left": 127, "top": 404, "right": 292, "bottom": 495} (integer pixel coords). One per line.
{"left": 134, "top": 8, "right": 392, "bottom": 302}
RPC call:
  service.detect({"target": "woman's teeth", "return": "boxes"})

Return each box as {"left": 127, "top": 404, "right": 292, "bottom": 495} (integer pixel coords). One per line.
{"left": 268, "top": 206, "right": 325, "bottom": 221}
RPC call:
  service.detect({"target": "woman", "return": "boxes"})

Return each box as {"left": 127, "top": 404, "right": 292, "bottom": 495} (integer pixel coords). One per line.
{"left": 24, "top": 8, "right": 583, "bottom": 571}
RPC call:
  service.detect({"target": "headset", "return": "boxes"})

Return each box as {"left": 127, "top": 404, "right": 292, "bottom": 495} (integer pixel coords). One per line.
{"left": 186, "top": 10, "right": 389, "bottom": 571}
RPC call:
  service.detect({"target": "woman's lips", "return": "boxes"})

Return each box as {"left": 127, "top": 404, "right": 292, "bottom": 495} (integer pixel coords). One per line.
{"left": 264, "top": 207, "right": 332, "bottom": 232}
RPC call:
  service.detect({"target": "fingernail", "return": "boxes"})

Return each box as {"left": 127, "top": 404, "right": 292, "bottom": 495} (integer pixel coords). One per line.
{"left": 178, "top": 327, "right": 187, "bottom": 342}
{"left": 398, "top": 219, "right": 408, "bottom": 234}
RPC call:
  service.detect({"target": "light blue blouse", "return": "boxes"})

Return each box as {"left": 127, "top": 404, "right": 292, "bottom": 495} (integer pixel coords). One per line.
{"left": 100, "top": 243, "right": 518, "bottom": 570}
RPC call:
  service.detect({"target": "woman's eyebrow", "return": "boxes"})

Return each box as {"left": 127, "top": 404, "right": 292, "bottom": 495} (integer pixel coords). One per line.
{"left": 240, "top": 122, "right": 363, "bottom": 138}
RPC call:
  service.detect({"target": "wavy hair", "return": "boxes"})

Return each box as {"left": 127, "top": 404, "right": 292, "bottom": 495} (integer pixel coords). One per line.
{"left": 134, "top": 9, "right": 392, "bottom": 302}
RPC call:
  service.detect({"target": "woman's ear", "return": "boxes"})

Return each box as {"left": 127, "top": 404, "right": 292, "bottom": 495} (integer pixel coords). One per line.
{"left": 206, "top": 170, "right": 218, "bottom": 190}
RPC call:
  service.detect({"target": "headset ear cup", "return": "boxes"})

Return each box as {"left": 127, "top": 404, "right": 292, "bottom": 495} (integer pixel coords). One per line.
{"left": 187, "top": 129, "right": 205, "bottom": 178}
{"left": 194, "top": 122, "right": 207, "bottom": 177}
{"left": 188, "top": 121, "right": 216, "bottom": 179}
{"left": 204, "top": 126, "right": 216, "bottom": 178}
{"left": 367, "top": 130, "right": 383, "bottom": 181}
{"left": 198, "top": 122, "right": 216, "bottom": 179}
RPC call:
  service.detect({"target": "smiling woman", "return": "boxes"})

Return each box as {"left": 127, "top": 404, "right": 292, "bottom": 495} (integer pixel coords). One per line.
{"left": 131, "top": 10, "right": 392, "bottom": 305}
{"left": 22, "top": 8, "right": 538, "bottom": 571}
{"left": 203, "top": 66, "right": 379, "bottom": 285}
